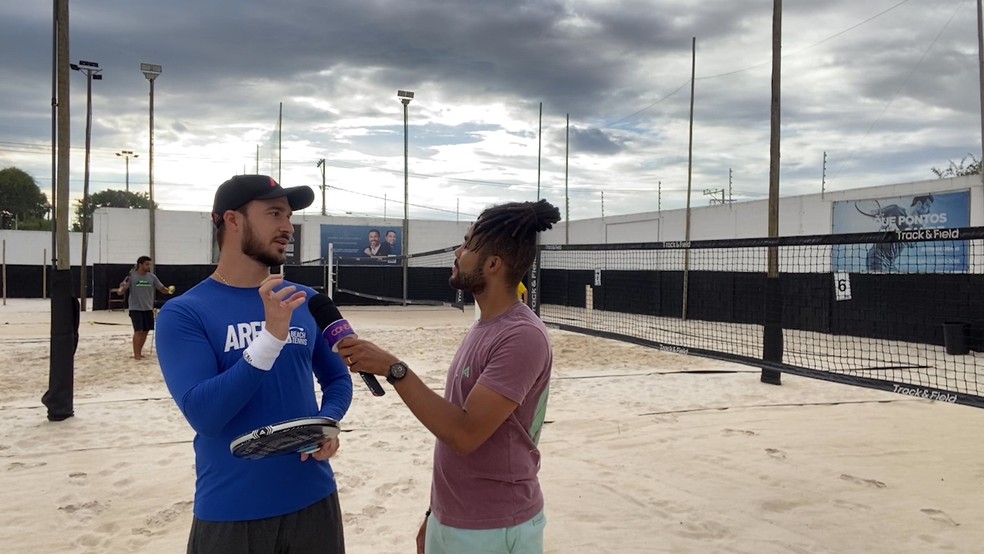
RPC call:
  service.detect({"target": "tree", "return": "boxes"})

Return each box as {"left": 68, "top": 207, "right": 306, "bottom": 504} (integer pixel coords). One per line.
{"left": 0, "top": 167, "right": 50, "bottom": 229}
{"left": 931, "top": 154, "right": 982, "bottom": 178}
{"left": 73, "top": 189, "right": 156, "bottom": 232}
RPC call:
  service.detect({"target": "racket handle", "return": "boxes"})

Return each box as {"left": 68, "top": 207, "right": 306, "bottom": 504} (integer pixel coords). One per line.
{"left": 360, "top": 372, "right": 386, "bottom": 396}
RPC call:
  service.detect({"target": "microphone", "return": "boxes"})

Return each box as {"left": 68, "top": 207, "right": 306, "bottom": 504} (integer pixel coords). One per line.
{"left": 308, "top": 293, "right": 385, "bottom": 397}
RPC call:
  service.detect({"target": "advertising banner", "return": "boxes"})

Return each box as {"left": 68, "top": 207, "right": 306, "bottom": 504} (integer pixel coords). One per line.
{"left": 321, "top": 224, "right": 403, "bottom": 264}
{"left": 831, "top": 190, "right": 969, "bottom": 273}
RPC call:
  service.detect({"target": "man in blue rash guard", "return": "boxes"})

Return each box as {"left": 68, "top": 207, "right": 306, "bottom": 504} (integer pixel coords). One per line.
{"left": 156, "top": 175, "right": 353, "bottom": 553}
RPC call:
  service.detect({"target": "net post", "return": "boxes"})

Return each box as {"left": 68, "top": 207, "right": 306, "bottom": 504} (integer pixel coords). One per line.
{"left": 760, "top": 270, "right": 783, "bottom": 385}
{"left": 326, "top": 243, "right": 334, "bottom": 299}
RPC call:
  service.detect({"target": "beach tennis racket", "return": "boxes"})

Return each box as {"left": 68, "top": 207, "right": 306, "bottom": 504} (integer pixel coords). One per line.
{"left": 230, "top": 416, "right": 340, "bottom": 460}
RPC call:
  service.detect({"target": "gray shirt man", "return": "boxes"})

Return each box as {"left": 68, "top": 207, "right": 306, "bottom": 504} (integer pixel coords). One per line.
{"left": 126, "top": 270, "right": 164, "bottom": 311}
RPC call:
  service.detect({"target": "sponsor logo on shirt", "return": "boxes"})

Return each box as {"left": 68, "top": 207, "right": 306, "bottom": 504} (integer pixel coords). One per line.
{"left": 224, "top": 322, "right": 308, "bottom": 352}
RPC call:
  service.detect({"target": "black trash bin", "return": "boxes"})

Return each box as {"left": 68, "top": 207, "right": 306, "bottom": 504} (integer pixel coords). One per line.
{"left": 942, "top": 322, "right": 968, "bottom": 355}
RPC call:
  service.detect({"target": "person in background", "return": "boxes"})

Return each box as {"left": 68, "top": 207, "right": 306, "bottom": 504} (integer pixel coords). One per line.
{"left": 117, "top": 255, "right": 172, "bottom": 360}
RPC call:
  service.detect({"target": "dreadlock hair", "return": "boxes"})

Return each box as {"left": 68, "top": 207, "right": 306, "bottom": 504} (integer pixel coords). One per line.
{"left": 468, "top": 199, "right": 561, "bottom": 286}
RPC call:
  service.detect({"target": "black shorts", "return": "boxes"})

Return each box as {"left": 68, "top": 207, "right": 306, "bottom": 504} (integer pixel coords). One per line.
{"left": 128, "top": 310, "right": 155, "bottom": 332}
{"left": 187, "top": 492, "right": 345, "bottom": 554}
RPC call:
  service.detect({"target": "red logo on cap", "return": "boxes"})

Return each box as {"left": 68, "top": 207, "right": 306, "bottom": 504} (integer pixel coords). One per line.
{"left": 269, "top": 177, "right": 278, "bottom": 188}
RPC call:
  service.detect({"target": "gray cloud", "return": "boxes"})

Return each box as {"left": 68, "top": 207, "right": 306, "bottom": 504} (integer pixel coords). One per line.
{"left": 0, "top": 0, "right": 980, "bottom": 221}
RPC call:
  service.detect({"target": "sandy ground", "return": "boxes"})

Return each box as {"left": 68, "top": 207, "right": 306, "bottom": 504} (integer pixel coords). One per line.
{"left": 1, "top": 298, "right": 982, "bottom": 553}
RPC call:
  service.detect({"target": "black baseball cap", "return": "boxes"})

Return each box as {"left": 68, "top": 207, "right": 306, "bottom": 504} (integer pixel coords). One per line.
{"left": 211, "top": 174, "right": 314, "bottom": 227}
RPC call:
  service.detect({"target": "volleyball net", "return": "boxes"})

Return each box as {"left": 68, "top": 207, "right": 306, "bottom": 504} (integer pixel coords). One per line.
{"left": 332, "top": 245, "right": 465, "bottom": 309}
{"left": 531, "top": 227, "right": 984, "bottom": 408}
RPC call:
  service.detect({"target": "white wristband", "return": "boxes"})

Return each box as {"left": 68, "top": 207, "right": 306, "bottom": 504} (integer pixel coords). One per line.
{"left": 243, "top": 329, "right": 287, "bottom": 371}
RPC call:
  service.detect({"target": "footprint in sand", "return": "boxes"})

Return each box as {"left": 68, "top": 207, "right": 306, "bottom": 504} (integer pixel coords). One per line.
{"left": 98, "top": 461, "right": 130, "bottom": 477}
{"left": 131, "top": 500, "right": 193, "bottom": 536}
{"left": 155, "top": 451, "right": 183, "bottom": 467}
{"left": 921, "top": 508, "right": 959, "bottom": 526}
{"left": 361, "top": 504, "right": 387, "bottom": 517}
{"left": 723, "top": 428, "right": 758, "bottom": 437}
{"left": 69, "top": 471, "right": 88, "bottom": 485}
{"left": 765, "top": 448, "right": 786, "bottom": 460}
{"left": 6, "top": 461, "right": 48, "bottom": 471}
{"left": 113, "top": 477, "right": 133, "bottom": 489}
{"left": 839, "top": 474, "right": 886, "bottom": 488}
{"left": 59, "top": 499, "right": 107, "bottom": 516}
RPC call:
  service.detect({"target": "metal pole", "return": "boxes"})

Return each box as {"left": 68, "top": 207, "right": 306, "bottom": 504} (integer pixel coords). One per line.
{"left": 565, "top": 113, "right": 570, "bottom": 244}
{"left": 148, "top": 77, "right": 156, "bottom": 263}
{"left": 125, "top": 155, "right": 129, "bottom": 192}
{"left": 537, "top": 102, "right": 542, "bottom": 200}
{"left": 402, "top": 99, "right": 409, "bottom": 306}
{"left": 79, "top": 66, "right": 94, "bottom": 311}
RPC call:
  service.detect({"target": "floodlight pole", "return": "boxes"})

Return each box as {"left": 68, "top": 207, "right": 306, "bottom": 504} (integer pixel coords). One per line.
{"left": 116, "top": 150, "right": 138, "bottom": 193}
{"left": 398, "top": 90, "right": 415, "bottom": 306}
{"left": 141, "top": 63, "right": 162, "bottom": 262}
{"left": 71, "top": 60, "right": 101, "bottom": 311}
{"left": 317, "top": 158, "right": 326, "bottom": 215}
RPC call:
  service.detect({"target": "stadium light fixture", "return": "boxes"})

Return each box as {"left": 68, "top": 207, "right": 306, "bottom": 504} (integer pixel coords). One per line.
{"left": 116, "top": 150, "right": 138, "bottom": 193}
{"left": 72, "top": 59, "right": 103, "bottom": 311}
{"left": 398, "top": 90, "right": 414, "bottom": 305}
{"left": 141, "top": 63, "right": 162, "bottom": 261}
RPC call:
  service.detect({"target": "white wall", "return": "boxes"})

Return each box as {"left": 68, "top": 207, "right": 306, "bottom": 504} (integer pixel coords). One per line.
{"left": 0, "top": 229, "right": 86, "bottom": 266}
{"left": 544, "top": 175, "right": 981, "bottom": 245}
{"left": 1, "top": 175, "right": 978, "bottom": 265}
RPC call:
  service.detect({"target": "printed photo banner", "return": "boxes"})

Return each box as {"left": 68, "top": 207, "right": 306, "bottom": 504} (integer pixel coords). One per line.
{"left": 320, "top": 224, "right": 404, "bottom": 264}
{"left": 831, "top": 190, "right": 970, "bottom": 273}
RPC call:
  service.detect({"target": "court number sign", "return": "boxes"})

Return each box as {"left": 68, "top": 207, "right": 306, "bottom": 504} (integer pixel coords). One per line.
{"left": 834, "top": 272, "right": 852, "bottom": 301}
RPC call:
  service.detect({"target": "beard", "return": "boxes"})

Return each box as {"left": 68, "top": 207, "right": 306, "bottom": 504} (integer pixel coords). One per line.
{"left": 242, "top": 219, "right": 285, "bottom": 267}
{"left": 449, "top": 259, "right": 487, "bottom": 294}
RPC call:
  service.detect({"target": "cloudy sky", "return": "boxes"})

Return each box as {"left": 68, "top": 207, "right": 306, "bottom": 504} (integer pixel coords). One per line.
{"left": 0, "top": 0, "right": 980, "bottom": 223}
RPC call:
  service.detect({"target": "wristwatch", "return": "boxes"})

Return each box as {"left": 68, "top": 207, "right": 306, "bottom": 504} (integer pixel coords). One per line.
{"left": 386, "top": 361, "right": 409, "bottom": 385}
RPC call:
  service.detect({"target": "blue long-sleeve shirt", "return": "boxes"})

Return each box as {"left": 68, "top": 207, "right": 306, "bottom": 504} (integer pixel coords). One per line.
{"left": 156, "top": 278, "right": 353, "bottom": 521}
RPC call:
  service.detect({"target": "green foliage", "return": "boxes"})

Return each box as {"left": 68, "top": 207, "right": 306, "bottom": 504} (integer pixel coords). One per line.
{"left": 932, "top": 154, "right": 982, "bottom": 178}
{"left": 73, "top": 189, "right": 156, "bottom": 232}
{"left": 0, "top": 167, "right": 50, "bottom": 229}
{"left": 17, "top": 218, "right": 53, "bottom": 231}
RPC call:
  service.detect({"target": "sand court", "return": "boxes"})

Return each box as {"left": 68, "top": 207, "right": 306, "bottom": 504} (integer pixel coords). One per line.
{"left": 1, "top": 298, "right": 982, "bottom": 553}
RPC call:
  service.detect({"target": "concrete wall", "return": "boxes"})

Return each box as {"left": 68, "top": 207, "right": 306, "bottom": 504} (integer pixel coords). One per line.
{"left": 1, "top": 175, "right": 979, "bottom": 265}
{"left": 0, "top": 229, "right": 86, "bottom": 266}
{"left": 543, "top": 175, "right": 982, "bottom": 245}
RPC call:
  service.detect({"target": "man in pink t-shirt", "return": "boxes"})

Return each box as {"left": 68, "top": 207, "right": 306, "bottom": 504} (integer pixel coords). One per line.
{"left": 339, "top": 199, "right": 561, "bottom": 554}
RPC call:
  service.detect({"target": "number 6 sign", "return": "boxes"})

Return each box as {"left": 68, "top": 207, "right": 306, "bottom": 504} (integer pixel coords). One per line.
{"left": 834, "top": 272, "right": 852, "bottom": 301}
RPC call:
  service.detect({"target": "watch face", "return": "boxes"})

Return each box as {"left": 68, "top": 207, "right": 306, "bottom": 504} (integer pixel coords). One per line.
{"left": 390, "top": 362, "right": 408, "bottom": 379}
